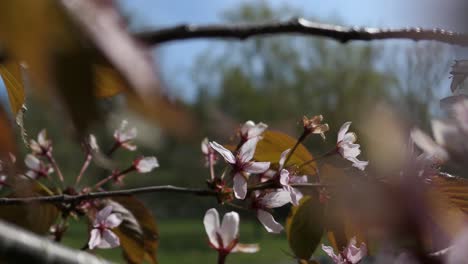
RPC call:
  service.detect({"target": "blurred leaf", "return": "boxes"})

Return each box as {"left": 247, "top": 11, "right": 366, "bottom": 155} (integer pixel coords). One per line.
{"left": 0, "top": 61, "right": 24, "bottom": 115}
{"left": 255, "top": 130, "right": 317, "bottom": 176}
{"left": 109, "top": 196, "right": 159, "bottom": 264}
{"left": 94, "top": 64, "right": 126, "bottom": 98}
{"left": 286, "top": 195, "right": 324, "bottom": 260}
{"left": 0, "top": 183, "right": 58, "bottom": 234}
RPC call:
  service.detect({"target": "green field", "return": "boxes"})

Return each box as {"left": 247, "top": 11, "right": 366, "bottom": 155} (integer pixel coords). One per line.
{"left": 62, "top": 218, "right": 297, "bottom": 264}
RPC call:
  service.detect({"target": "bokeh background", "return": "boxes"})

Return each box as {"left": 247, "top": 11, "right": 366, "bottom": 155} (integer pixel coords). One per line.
{"left": 2, "top": 0, "right": 467, "bottom": 263}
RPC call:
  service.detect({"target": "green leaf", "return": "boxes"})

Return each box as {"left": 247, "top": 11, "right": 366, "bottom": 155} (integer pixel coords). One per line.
{"left": 286, "top": 195, "right": 325, "bottom": 260}
{"left": 108, "top": 197, "right": 159, "bottom": 264}
{"left": 254, "top": 130, "right": 317, "bottom": 176}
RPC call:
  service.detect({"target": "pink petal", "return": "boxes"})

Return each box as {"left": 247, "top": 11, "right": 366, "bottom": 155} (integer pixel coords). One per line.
{"left": 342, "top": 132, "right": 357, "bottom": 144}
{"left": 232, "top": 243, "right": 260, "bottom": 253}
{"left": 105, "top": 213, "right": 123, "bottom": 228}
{"left": 24, "top": 154, "right": 40, "bottom": 171}
{"left": 135, "top": 156, "right": 159, "bottom": 173}
{"left": 244, "top": 161, "right": 270, "bottom": 174}
{"left": 220, "top": 211, "right": 239, "bottom": 247}
{"left": 248, "top": 123, "right": 268, "bottom": 138}
{"left": 337, "top": 122, "right": 352, "bottom": 143}
{"left": 88, "top": 229, "right": 102, "bottom": 250}
{"left": 201, "top": 138, "right": 210, "bottom": 154}
{"left": 209, "top": 142, "right": 236, "bottom": 164}
{"left": 278, "top": 149, "right": 290, "bottom": 169}
{"left": 290, "top": 175, "right": 308, "bottom": 184}
{"left": 100, "top": 229, "right": 120, "bottom": 248}
{"left": 37, "top": 129, "right": 48, "bottom": 147}
{"left": 322, "top": 244, "right": 343, "bottom": 263}
{"left": 96, "top": 206, "right": 114, "bottom": 223}
{"left": 279, "top": 169, "right": 290, "bottom": 186}
{"left": 411, "top": 129, "right": 448, "bottom": 161}
{"left": 289, "top": 187, "right": 303, "bottom": 206}
{"left": 240, "top": 121, "right": 255, "bottom": 137}
{"left": 257, "top": 209, "right": 283, "bottom": 233}
{"left": 203, "top": 208, "right": 220, "bottom": 248}
{"left": 121, "top": 142, "right": 137, "bottom": 151}
{"left": 233, "top": 174, "right": 247, "bottom": 200}
{"left": 238, "top": 137, "right": 260, "bottom": 163}
{"left": 260, "top": 190, "right": 291, "bottom": 208}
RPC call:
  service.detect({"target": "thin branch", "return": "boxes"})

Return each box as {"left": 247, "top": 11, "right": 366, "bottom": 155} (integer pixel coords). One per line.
{"left": 136, "top": 18, "right": 468, "bottom": 46}
{"left": 0, "top": 182, "right": 326, "bottom": 205}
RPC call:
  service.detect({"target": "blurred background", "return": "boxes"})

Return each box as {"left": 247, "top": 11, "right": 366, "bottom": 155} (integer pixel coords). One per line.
{"left": 2, "top": 0, "right": 467, "bottom": 263}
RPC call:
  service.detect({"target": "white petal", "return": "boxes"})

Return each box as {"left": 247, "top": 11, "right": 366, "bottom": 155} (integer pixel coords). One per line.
{"left": 337, "top": 122, "right": 352, "bottom": 143}
{"left": 26, "top": 170, "right": 38, "bottom": 179}
{"left": 248, "top": 123, "right": 268, "bottom": 138}
{"left": 233, "top": 174, "right": 247, "bottom": 200}
{"left": 257, "top": 209, "right": 283, "bottom": 233}
{"left": 135, "top": 157, "right": 159, "bottom": 173}
{"left": 340, "top": 143, "right": 361, "bottom": 159}
{"left": 289, "top": 187, "right": 303, "bottom": 206}
{"left": 121, "top": 142, "right": 137, "bottom": 151}
{"left": 260, "top": 190, "right": 291, "bottom": 208}
{"left": 203, "top": 208, "right": 220, "bottom": 248}
{"left": 88, "top": 134, "right": 99, "bottom": 151}
{"left": 347, "top": 243, "right": 367, "bottom": 264}
{"left": 290, "top": 175, "right": 308, "bottom": 184}
{"left": 232, "top": 243, "right": 259, "bottom": 253}
{"left": 100, "top": 229, "right": 120, "bottom": 248}
{"left": 279, "top": 169, "right": 290, "bottom": 186}
{"left": 244, "top": 161, "right": 270, "bottom": 174}
{"left": 238, "top": 137, "right": 260, "bottom": 163}
{"left": 220, "top": 211, "right": 239, "bottom": 248}
{"left": 37, "top": 129, "right": 48, "bottom": 147}
{"left": 209, "top": 142, "right": 236, "bottom": 164}
{"left": 346, "top": 157, "right": 369, "bottom": 171}
{"left": 278, "top": 149, "right": 291, "bottom": 169}
{"left": 201, "top": 138, "right": 210, "bottom": 154}
{"left": 322, "top": 244, "right": 342, "bottom": 263}
{"left": 240, "top": 121, "right": 255, "bottom": 136}
{"left": 96, "top": 206, "right": 114, "bottom": 223}
{"left": 105, "top": 213, "right": 123, "bottom": 228}
{"left": 24, "top": 154, "right": 40, "bottom": 170}
{"left": 88, "top": 229, "right": 102, "bottom": 250}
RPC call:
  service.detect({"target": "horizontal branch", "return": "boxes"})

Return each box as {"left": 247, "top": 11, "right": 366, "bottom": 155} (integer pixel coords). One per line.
{"left": 136, "top": 18, "right": 468, "bottom": 46}
{"left": 0, "top": 182, "right": 326, "bottom": 205}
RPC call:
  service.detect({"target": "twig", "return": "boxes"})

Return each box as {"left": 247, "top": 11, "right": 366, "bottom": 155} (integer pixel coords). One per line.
{"left": 0, "top": 182, "right": 327, "bottom": 205}
{"left": 136, "top": 18, "right": 468, "bottom": 46}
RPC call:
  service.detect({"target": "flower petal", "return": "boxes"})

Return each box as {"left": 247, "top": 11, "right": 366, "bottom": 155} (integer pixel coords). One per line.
{"left": 279, "top": 169, "right": 290, "bottom": 186}
{"left": 244, "top": 161, "right": 270, "bottom": 174}
{"left": 203, "top": 208, "right": 220, "bottom": 248}
{"left": 24, "top": 154, "right": 40, "bottom": 171}
{"left": 257, "top": 209, "right": 283, "bottom": 233}
{"left": 260, "top": 190, "right": 291, "bottom": 208}
{"left": 220, "top": 211, "right": 239, "bottom": 248}
{"left": 135, "top": 156, "right": 159, "bottom": 173}
{"left": 278, "top": 149, "right": 291, "bottom": 169}
{"left": 232, "top": 243, "right": 260, "bottom": 253}
{"left": 201, "top": 138, "right": 210, "bottom": 154}
{"left": 88, "top": 229, "right": 102, "bottom": 250}
{"left": 233, "top": 174, "right": 247, "bottom": 200}
{"left": 100, "top": 229, "right": 120, "bottom": 248}
{"left": 105, "top": 213, "right": 123, "bottom": 228}
{"left": 238, "top": 137, "right": 260, "bottom": 163}
{"left": 337, "top": 122, "right": 352, "bottom": 143}
{"left": 210, "top": 142, "right": 236, "bottom": 164}
{"left": 96, "top": 205, "right": 114, "bottom": 223}
{"left": 322, "top": 244, "right": 343, "bottom": 263}
{"left": 289, "top": 187, "right": 303, "bottom": 206}
{"left": 410, "top": 128, "right": 448, "bottom": 161}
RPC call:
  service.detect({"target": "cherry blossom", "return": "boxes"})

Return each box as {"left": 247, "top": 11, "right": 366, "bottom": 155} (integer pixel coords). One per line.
{"left": 277, "top": 149, "right": 307, "bottom": 206}
{"left": 240, "top": 120, "right": 268, "bottom": 142}
{"left": 252, "top": 190, "right": 291, "bottom": 233}
{"left": 30, "top": 129, "right": 52, "bottom": 155}
{"left": 113, "top": 120, "right": 137, "bottom": 151}
{"left": 201, "top": 137, "right": 217, "bottom": 167}
{"left": 88, "top": 205, "right": 123, "bottom": 249}
{"left": 210, "top": 138, "right": 270, "bottom": 199}
{"left": 133, "top": 156, "right": 159, "bottom": 173}
{"left": 336, "top": 122, "right": 369, "bottom": 171}
{"left": 24, "top": 154, "right": 53, "bottom": 179}
{"left": 302, "top": 115, "right": 329, "bottom": 139}
{"left": 322, "top": 237, "right": 367, "bottom": 264}
{"left": 203, "top": 208, "right": 258, "bottom": 255}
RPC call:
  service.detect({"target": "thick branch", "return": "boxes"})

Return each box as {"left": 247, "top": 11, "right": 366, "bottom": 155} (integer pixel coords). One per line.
{"left": 137, "top": 18, "right": 468, "bottom": 46}
{"left": 0, "top": 183, "right": 325, "bottom": 205}
{"left": 0, "top": 220, "right": 110, "bottom": 264}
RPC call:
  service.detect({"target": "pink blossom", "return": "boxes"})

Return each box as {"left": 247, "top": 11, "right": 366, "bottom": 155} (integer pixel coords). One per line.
{"left": 88, "top": 206, "right": 123, "bottom": 249}
{"left": 133, "top": 156, "right": 159, "bottom": 173}
{"left": 113, "top": 120, "right": 137, "bottom": 151}
{"left": 30, "top": 129, "right": 52, "bottom": 155}
{"left": 201, "top": 137, "right": 218, "bottom": 167}
{"left": 24, "top": 154, "right": 53, "bottom": 179}
{"left": 240, "top": 120, "right": 268, "bottom": 142}
{"left": 322, "top": 237, "right": 367, "bottom": 264}
{"left": 277, "top": 149, "right": 307, "bottom": 206}
{"left": 203, "top": 208, "right": 258, "bottom": 254}
{"left": 252, "top": 190, "right": 291, "bottom": 233}
{"left": 336, "top": 122, "right": 368, "bottom": 171}
{"left": 210, "top": 138, "right": 270, "bottom": 199}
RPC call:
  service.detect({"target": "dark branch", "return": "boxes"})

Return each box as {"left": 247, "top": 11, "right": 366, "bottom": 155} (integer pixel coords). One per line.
{"left": 136, "top": 18, "right": 468, "bottom": 46}
{"left": 0, "top": 183, "right": 326, "bottom": 205}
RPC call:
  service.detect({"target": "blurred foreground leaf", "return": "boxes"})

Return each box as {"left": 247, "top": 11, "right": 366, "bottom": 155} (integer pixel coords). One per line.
{"left": 286, "top": 195, "right": 324, "bottom": 261}
{"left": 109, "top": 196, "right": 159, "bottom": 264}
{"left": 255, "top": 130, "right": 317, "bottom": 176}
{"left": 0, "top": 61, "right": 24, "bottom": 115}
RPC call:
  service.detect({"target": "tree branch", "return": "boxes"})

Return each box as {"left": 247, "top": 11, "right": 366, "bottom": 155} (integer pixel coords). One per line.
{"left": 0, "top": 183, "right": 326, "bottom": 205}
{"left": 136, "top": 18, "right": 468, "bottom": 46}
{"left": 0, "top": 219, "right": 111, "bottom": 264}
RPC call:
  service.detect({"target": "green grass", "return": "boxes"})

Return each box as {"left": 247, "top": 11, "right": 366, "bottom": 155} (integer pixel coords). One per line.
{"left": 61, "top": 218, "right": 296, "bottom": 264}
